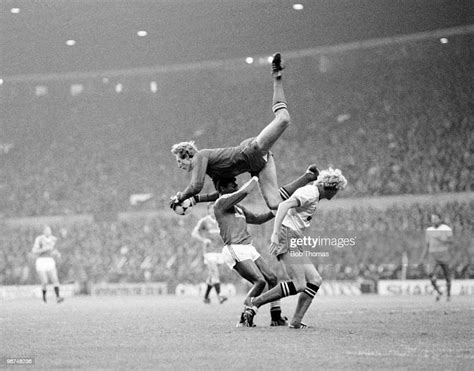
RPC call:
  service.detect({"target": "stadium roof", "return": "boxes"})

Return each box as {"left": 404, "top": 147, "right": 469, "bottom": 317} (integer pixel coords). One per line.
{"left": 1, "top": 0, "right": 472, "bottom": 78}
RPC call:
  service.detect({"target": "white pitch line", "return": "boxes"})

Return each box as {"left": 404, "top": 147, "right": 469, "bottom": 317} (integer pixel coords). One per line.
{"left": 345, "top": 351, "right": 474, "bottom": 360}
{"left": 318, "top": 307, "right": 474, "bottom": 315}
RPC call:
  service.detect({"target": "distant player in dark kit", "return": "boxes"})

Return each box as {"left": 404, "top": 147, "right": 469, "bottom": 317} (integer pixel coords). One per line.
{"left": 420, "top": 213, "right": 454, "bottom": 301}
{"left": 243, "top": 168, "right": 347, "bottom": 329}
{"left": 213, "top": 176, "right": 287, "bottom": 327}
{"left": 31, "top": 225, "right": 64, "bottom": 303}
{"left": 192, "top": 202, "right": 227, "bottom": 304}
{"left": 170, "top": 53, "right": 319, "bottom": 210}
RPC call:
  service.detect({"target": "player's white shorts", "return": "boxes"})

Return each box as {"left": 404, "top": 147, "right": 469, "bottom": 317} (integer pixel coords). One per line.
{"left": 204, "top": 252, "right": 224, "bottom": 266}
{"left": 222, "top": 244, "right": 261, "bottom": 269}
{"left": 35, "top": 257, "right": 56, "bottom": 273}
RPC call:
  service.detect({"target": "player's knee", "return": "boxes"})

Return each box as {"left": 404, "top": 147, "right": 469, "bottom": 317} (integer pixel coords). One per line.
{"left": 266, "top": 198, "right": 280, "bottom": 210}
{"left": 308, "top": 275, "right": 323, "bottom": 287}
{"left": 276, "top": 109, "right": 290, "bottom": 127}
{"left": 293, "top": 280, "right": 307, "bottom": 293}
{"left": 253, "top": 274, "right": 266, "bottom": 287}
{"left": 255, "top": 279, "right": 267, "bottom": 292}
{"left": 265, "top": 272, "right": 278, "bottom": 287}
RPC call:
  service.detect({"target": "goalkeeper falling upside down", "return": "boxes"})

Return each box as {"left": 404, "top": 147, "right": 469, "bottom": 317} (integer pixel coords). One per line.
{"left": 170, "top": 53, "right": 319, "bottom": 210}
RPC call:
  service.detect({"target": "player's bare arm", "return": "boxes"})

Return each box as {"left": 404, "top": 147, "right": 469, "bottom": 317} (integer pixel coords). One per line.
{"left": 214, "top": 177, "right": 259, "bottom": 211}
{"left": 240, "top": 206, "right": 275, "bottom": 225}
{"left": 268, "top": 198, "right": 299, "bottom": 254}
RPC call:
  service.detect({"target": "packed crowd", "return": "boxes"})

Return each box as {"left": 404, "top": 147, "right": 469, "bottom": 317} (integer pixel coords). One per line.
{"left": 0, "top": 34, "right": 472, "bottom": 217}
{"left": 1, "top": 200, "right": 471, "bottom": 285}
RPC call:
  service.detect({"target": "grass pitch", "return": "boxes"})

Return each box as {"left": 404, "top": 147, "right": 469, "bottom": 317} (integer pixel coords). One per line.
{"left": 1, "top": 295, "right": 473, "bottom": 369}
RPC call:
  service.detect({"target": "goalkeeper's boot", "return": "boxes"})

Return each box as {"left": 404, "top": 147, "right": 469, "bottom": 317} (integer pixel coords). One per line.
{"left": 271, "top": 53, "right": 285, "bottom": 79}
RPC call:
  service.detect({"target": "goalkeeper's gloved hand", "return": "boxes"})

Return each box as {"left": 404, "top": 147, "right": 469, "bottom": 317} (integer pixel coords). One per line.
{"left": 169, "top": 192, "right": 182, "bottom": 209}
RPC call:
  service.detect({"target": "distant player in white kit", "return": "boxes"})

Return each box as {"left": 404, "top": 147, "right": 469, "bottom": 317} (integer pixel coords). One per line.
{"left": 420, "top": 213, "right": 453, "bottom": 301}
{"left": 192, "top": 203, "right": 228, "bottom": 304}
{"left": 32, "top": 225, "right": 64, "bottom": 303}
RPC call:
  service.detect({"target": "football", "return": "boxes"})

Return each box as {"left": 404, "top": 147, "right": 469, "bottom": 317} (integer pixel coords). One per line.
{"left": 173, "top": 198, "right": 193, "bottom": 216}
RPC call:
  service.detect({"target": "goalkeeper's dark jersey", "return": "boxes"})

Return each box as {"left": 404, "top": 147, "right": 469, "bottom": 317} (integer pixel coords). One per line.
{"left": 180, "top": 137, "right": 267, "bottom": 200}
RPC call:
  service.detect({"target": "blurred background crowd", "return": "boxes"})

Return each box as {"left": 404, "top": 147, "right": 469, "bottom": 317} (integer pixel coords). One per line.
{"left": 1, "top": 31, "right": 472, "bottom": 286}
{"left": 1, "top": 34, "right": 472, "bottom": 217}
{"left": 1, "top": 200, "right": 472, "bottom": 286}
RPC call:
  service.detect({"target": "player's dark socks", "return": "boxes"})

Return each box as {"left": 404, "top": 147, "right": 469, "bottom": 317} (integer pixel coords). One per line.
{"left": 204, "top": 284, "right": 212, "bottom": 300}
{"left": 280, "top": 165, "right": 320, "bottom": 200}
{"left": 270, "top": 301, "right": 282, "bottom": 321}
{"left": 446, "top": 279, "right": 451, "bottom": 298}
{"left": 194, "top": 192, "right": 219, "bottom": 203}
{"left": 272, "top": 71, "right": 287, "bottom": 111}
{"left": 214, "top": 283, "right": 221, "bottom": 295}
{"left": 430, "top": 278, "right": 442, "bottom": 295}
{"left": 291, "top": 283, "right": 319, "bottom": 325}
{"left": 253, "top": 281, "right": 297, "bottom": 308}
{"left": 42, "top": 289, "right": 47, "bottom": 303}
{"left": 54, "top": 286, "right": 60, "bottom": 298}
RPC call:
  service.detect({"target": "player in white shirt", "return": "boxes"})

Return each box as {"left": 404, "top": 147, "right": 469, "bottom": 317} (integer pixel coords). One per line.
{"left": 243, "top": 168, "right": 347, "bottom": 328}
{"left": 192, "top": 203, "right": 228, "bottom": 304}
{"left": 31, "top": 225, "right": 64, "bottom": 303}
{"left": 420, "top": 214, "right": 453, "bottom": 301}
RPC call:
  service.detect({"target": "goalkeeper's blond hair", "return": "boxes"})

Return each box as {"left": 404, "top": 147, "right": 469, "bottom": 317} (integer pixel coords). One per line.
{"left": 315, "top": 167, "right": 347, "bottom": 190}
{"left": 171, "top": 141, "right": 199, "bottom": 159}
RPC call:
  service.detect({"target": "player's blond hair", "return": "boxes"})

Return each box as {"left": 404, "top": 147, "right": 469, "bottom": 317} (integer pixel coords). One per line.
{"left": 171, "top": 141, "right": 198, "bottom": 158}
{"left": 315, "top": 167, "right": 348, "bottom": 190}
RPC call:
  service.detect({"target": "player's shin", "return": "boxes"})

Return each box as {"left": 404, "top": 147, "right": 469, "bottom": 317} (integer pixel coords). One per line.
{"left": 280, "top": 168, "right": 319, "bottom": 200}
{"left": 253, "top": 281, "right": 297, "bottom": 308}
{"left": 272, "top": 79, "right": 287, "bottom": 113}
{"left": 270, "top": 300, "right": 282, "bottom": 318}
{"left": 290, "top": 283, "right": 319, "bottom": 326}
{"left": 430, "top": 276, "right": 442, "bottom": 295}
{"left": 204, "top": 284, "right": 212, "bottom": 300}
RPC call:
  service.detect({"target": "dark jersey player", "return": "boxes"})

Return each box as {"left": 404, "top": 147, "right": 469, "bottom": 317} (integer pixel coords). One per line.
{"left": 213, "top": 176, "right": 287, "bottom": 327}
{"left": 170, "top": 53, "right": 319, "bottom": 211}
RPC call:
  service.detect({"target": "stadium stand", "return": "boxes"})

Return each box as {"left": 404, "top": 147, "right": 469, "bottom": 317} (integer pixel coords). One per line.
{"left": 1, "top": 201, "right": 471, "bottom": 285}
{"left": 1, "top": 34, "right": 472, "bottom": 217}
{"left": 1, "top": 33, "right": 471, "bottom": 285}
